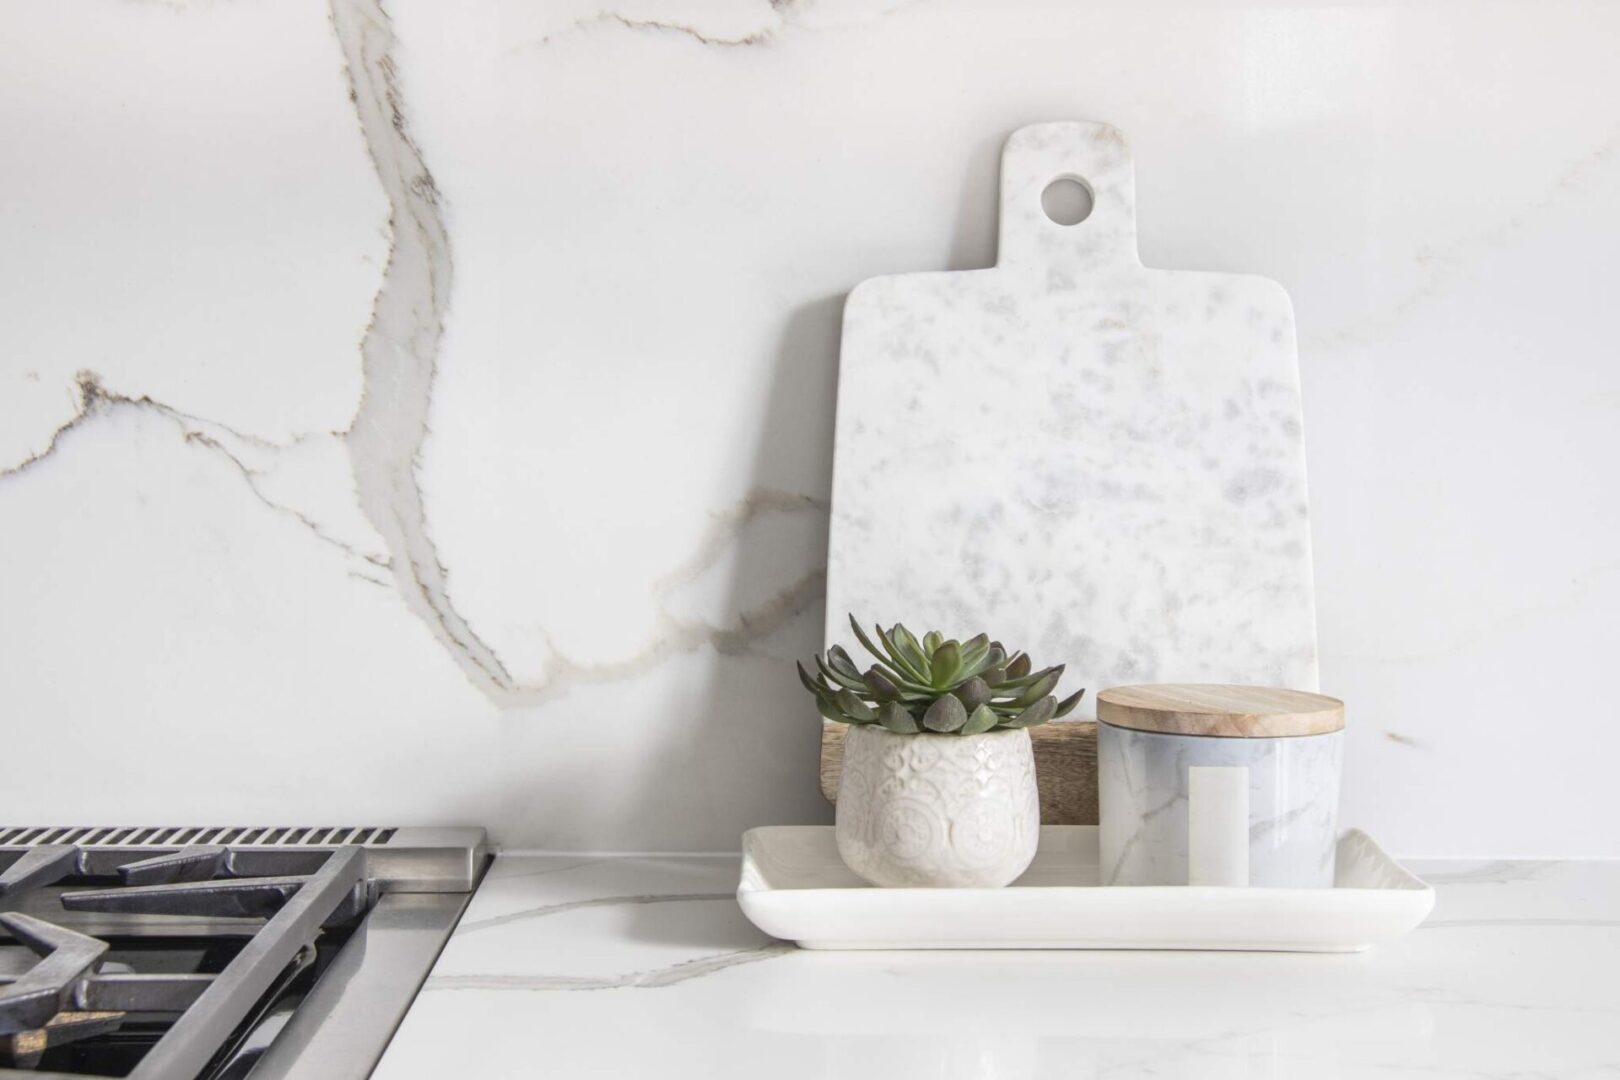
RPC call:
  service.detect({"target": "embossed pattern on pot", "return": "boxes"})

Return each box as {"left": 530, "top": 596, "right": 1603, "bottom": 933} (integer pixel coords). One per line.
{"left": 835, "top": 725, "right": 1040, "bottom": 887}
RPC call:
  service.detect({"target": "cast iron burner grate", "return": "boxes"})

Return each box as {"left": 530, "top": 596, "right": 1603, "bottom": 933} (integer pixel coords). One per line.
{"left": 0, "top": 839, "right": 370, "bottom": 1077}
{"left": 0, "top": 826, "right": 484, "bottom": 1079}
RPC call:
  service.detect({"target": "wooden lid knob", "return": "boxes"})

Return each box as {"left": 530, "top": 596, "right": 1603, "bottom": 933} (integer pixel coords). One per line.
{"left": 1096, "top": 684, "right": 1344, "bottom": 738}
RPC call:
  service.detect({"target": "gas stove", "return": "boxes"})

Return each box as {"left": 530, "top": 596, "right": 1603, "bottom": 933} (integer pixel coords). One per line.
{"left": 0, "top": 826, "right": 487, "bottom": 1079}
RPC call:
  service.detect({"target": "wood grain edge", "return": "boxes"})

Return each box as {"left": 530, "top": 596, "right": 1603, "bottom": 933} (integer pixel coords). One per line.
{"left": 1096, "top": 685, "right": 1344, "bottom": 738}
{"left": 819, "top": 719, "right": 1099, "bottom": 826}
{"left": 1095, "top": 707, "right": 1344, "bottom": 738}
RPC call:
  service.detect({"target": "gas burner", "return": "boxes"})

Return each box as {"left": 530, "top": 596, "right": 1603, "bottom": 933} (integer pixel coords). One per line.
{"left": 0, "top": 826, "right": 485, "bottom": 1078}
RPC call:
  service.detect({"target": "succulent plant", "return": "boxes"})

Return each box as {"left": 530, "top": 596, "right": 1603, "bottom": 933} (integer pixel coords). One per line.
{"left": 798, "top": 615, "right": 1084, "bottom": 736}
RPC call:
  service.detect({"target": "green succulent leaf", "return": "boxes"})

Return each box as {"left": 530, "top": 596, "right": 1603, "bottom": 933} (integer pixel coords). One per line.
{"left": 1008, "top": 696, "right": 1057, "bottom": 728}
{"left": 930, "top": 640, "right": 963, "bottom": 686}
{"left": 849, "top": 616, "right": 888, "bottom": 665}
{"left": 862, "top": 667, "right": 901, "bottom": 701}
{"left": 875, "top": 624, "right": 929, "bottom": 683}
{"left": 954, "top": 676, "right": 992, "bottom": 711}
{"left": 816, "top": 655, "right": 867, "bottom": 693}
{"left": 921, "top": 693, "right": 968, "bottom": 733}
{"left": 959, "top": 703, "right": 1000, "bottom": 736}
{"left": 957, "top": 634, "right": 991, "bottom": 673}
{"left": 890, "top": 624, "right": 931, "bottom": 682}
{"left": 825, "top": 645, "right": 862, "bottom": 681}
{"left": 807, "top": 616, "right": 1076, "bottom": 736}
{"left": 1053, "top": 688, "right": 1087, "bottom": 718}
{"left": 878, "top": 702, "right": 921, "bottom": 734}
{"left": 1012, "top": 667, "right": 1064, "bottom": 707}
{"left": 797, "top": 662, "right": 836, "bottom": 702}
{"left": 864, "top": 658, "right": 931, "bottom": 695}
{"left": 834, "top": 689, "right": 877, "bottom": 722}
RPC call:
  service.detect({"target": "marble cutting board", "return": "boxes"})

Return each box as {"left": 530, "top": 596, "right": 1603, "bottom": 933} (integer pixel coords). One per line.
{"left": 820, "top": 121, "right": 1319, "bottom": 820}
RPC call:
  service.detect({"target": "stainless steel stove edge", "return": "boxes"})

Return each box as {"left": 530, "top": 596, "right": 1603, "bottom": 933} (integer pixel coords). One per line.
{"left": 0, "top": 827, "right": 488, "bottom": 893}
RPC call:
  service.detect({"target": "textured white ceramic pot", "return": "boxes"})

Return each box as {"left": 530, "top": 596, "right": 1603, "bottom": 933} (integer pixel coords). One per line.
{"left": 835, "top": 724, "right": 1041, "bottom": 888}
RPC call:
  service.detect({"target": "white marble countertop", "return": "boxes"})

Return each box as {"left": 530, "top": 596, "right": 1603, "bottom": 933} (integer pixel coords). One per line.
{"left": 372, "top": 852, "right": 1620, "bottom": 1078}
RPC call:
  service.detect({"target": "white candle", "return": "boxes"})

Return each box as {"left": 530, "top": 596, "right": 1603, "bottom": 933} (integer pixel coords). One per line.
{"left": 1188, "top": 766, "right": 1250, "bottom": 887}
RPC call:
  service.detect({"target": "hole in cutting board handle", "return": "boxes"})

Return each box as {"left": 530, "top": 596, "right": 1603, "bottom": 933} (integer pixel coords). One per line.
{"left": 1041, "top": 176, "right": 1094, "bottom": 226}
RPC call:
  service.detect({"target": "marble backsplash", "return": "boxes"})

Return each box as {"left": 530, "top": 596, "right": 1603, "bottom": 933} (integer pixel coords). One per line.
{"left": 2, "top": 0, "right": 1616, "bottom": 855}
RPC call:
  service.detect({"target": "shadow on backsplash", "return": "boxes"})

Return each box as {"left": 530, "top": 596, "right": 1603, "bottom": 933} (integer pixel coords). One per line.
{"left": 484, "top": 293, "right": 847, "bottom": 849}
{"left": 538, "top": 134, "right": 1005, "bottom": 847}
{"left": 681, "top": 293, "right": 844, "bottom": 840}
{"left": 945, "top": 127, "right": 1004, "bottom": 274}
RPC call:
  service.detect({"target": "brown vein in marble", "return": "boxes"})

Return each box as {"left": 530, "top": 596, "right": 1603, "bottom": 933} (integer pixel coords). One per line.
{"left": 6, "top": 361, "right": 826, "bottom": 706}
{"left": 588, "top": 13, "right": 772, "bottom": 48}
{"left": 516, "top": 0, "right": 924, "bottom": 53}
{"left": 332, "top": 1, "right": 829, "bottom": 705}
{"left": 426, "top": 943, "right": 792, "bottom": 992}
{"left": 514, "top": 488, "right": 828, "bottom": 704}
{"left": 330, "top": 0, "right": 517, "bottom": 697}
{"left": 1, "top": 372, "right": 270, "bottom": 477}
{"left": 1, "top": 372, "right": 389, "bottom": 571}
{"left": 8, "top": 1, "right": 829, "bottom": 708}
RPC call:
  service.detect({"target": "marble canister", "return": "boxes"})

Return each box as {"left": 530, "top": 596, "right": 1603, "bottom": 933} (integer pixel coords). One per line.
{"left": 1096, "top": 685, "right": 1345, "bottom": 888}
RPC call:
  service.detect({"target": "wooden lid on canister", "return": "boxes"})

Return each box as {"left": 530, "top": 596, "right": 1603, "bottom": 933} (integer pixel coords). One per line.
{"left": 1096, "top": 684, "right": 1344, "bottom": 738}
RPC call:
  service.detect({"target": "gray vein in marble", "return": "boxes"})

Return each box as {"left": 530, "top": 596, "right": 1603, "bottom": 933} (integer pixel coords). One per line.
{"left": 1249, "top": 799, "right": 1311, "bottom": 843}
{"left": 1397, "top": 986, "right": 1620, "bottom": 1019}
{"left": 1419, "top": 861, "right": 1557, "bottom": 885}
{"left": 1091, "top": 1001, "right": 1433, "bottom": 1080}
{"left": 520, "top": 488, "right": 827, "bottom": 704}
{"left": 1310, "top": 125, "right": 1620, "bottom": 352}
{"left": 330, "top": 2, "right": 823, "bottom": 707}
{"left": 485, "top": 856, "right": 615, "bottom": 882}
{"left": 425, "top": 943, "right": 791, "bottom": 993}
{"left": 0, "top": 372, "right": 389, "bottom": 572}
{"left": 330, "top": 0, "right": 516, "bottom": 699}
{"left": 1384, "top": 729, "right": 1429, "bottom": 749}
{"left": 7, "top": 2, "right": 831, "bottom": 710}
{"left": 11, "top": 343, "right": 825, "bottom": 705}
{"left": 456, "top": 892, "right": 736, "bottom": 936}
{"left": 1095, "top": 987, "right": 1620, "bottom": 1080}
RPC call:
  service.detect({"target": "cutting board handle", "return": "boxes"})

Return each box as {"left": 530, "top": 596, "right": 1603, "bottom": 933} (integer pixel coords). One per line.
{"left": 998, "top": 121, "right": 1141, "bottom": 272}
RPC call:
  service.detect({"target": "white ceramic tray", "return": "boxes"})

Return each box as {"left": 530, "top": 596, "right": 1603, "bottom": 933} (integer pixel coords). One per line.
{"left": 738, "top": 826, "right": 1433, "bottom": 952}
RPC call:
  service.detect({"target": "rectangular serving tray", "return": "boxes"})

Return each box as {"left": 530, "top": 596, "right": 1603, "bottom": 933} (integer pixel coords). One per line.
{"left": 738, "top": 826, "right": 1433, "bottom": 952}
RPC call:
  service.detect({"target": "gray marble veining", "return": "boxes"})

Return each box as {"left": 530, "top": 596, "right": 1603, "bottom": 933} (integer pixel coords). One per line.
{"left": 370, "top": 851, "right": 1620, "bottom": 1080}
{"left": 1098, "top": 723, "right": 1342, "bottom": 886}
{"left": 824, "top": 122, "right": 1318, "bottom": 714}
{"left": 4, "top": 0, "right": 1619, "bottom": 856}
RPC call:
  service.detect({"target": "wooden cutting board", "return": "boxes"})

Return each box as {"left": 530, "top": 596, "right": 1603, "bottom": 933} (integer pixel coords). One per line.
{"left": 820, "top": 122, "right": 1319, "bottom": 824}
